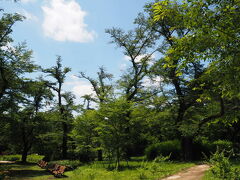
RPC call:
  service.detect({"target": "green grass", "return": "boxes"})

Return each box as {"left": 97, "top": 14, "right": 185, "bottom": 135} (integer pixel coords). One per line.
{"left": 63, "top": 159, "right": 194, "bottom": 180}
{"left": 0, "top": 155, "right": 195, "bottom": 180}
{"left": 0, "top": 162, "right": 52, "bottom": 180}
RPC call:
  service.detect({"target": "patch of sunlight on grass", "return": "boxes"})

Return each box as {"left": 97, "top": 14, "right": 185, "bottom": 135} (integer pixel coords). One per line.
{"left": 64, "top": 160, "right": 194, "bottom": 180}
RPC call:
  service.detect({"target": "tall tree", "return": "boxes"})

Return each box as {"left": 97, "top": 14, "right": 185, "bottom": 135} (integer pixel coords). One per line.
{"left": 143, "top": 0, "right": 209, "bottom": 160}
{"left": 43, "top": 56, "right": 71, "bottom": 159}
{"left": 0, "top": 11, "right": 37, "bottom": 154}
{"left": 149, "top": 0, "right": 240, "bottom": 160}
{"left": 78, "top": 67, "right": 113, "bottom": 161}
{"left": 105, "top": 17, "right": 159, "bottom": 159}
{"left": 19, "top": 80, "right": 53, "bottom": 162}
{"left": 97, "top": 98, "right": 133, "bottom": 169}
{"left": 0, "top": 12, "right": 35, "bottom": 102}
{"left": 106, "top": 21, "right": 157, "bottom": 101}
{"left": 78, "top": 66, "right": 113, "bottom": 104}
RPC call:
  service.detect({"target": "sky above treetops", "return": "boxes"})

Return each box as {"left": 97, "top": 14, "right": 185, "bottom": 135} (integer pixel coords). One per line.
{"left": 1, "top": 0, "right": 150, "bottom": 102}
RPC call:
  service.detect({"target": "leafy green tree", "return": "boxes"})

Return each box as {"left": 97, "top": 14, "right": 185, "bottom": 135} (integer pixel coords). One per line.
{"left": 81, "top": 94, "right": 95, "bottom": 110}
{"left": 43, "top": 56, "right": 71, "bottom": 159}
{"left": 33, "top": 110, "right": 62, "bottom": 160}
{"left": 78, "top": 66, "right": 113, "bottom": 104}
{"left": 149, "top": 0, "right": 240, "bottom": 160}
{"left": 19, "top": 80, "right": 52, "bottom": 162}
{"left": 141, "top": 0, "right": 203, "bottom": 160}
{"left": 0, "top": 12, "right": 36, "bottom": 102}
{"left": 72, "top": 110, "right": 99, "bottom": 162}
{"left": 106, "top": 22, "right": 157, "bottom": 101}
{"left": 105, "top": 16, "right": 160, "bottom": 159}
{"left": 1, "top": 79, "right": 52, "bottom": 162}
{"left": 97, "top": 98, "right": 133, "bottom": 169}
{"left": 78, "top": 67, "right": 113, "bottom": 160}
{"left": 0, "top": 11, "right": 37, "bottom": 155}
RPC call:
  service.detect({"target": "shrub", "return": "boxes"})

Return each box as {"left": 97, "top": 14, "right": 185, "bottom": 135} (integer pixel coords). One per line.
{"left": 27, "top": 154, "right": 44, "bottom": 163}
{"left": 0, "top": 155, "right": 21, "bottom": 161}
{"left": 145, "top": 140, "right": 181, "bottom": 160}
{"left": 209, "top": 149, "right": 240, "bottom": 179}
{"left": 213, "top": 140, "right": 233, "bottom": 154}
{"left": 0, "top": 154, "right": 44, "bottom": 163}
{"left": 192, "top": 139, "right": 212, "bottom": 160}
{"left": 75, "top": 147, "right": 96, "bottom": 162}
{"left": 193, "top": 139, "right": 233, "bottom": 160}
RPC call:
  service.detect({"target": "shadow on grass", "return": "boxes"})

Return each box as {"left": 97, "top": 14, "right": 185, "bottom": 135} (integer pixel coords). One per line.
{"left": 1, "top": 162, "right": 68, "bottom": 179}
{"left": 8, "top": 169, "right": 51, "bottom": 178}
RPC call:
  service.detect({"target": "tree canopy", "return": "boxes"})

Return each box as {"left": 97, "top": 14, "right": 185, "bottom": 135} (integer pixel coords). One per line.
{"left": 1, "top": 0, "right": 239, "bottom": 165}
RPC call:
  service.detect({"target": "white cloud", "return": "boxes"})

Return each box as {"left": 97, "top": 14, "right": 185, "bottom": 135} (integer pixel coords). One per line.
{"left": 0, "top": 42, "right": 14, "bottom": 51}
{"left": 72, "top": 81, "right": 94, "bottom": 97}
{"left": 142, "top": 76, "right": 163, "bottom": 88}
{"left": 119, "top": 63, "right": 127, "bottom": 71}
{"left": 124, "top": 54, "right": 155, "bottom": 64}
{"left": 65, "top": 75, "right": 95, "bottom": 98}
{"left": 42, "top": 0, "right": 96, "bottom": 43}
{"left": 20, "top": 10, "right": 38, "bottom": 21}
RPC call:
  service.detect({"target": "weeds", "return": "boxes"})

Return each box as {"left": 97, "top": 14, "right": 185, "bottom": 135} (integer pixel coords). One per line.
{"left": 209, "top": 150, "right": 240, "bottom": 180}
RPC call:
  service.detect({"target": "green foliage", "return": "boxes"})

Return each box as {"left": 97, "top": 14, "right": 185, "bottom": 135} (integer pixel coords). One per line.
{"left": 0, "top": 154, "right": 43, "bottom": 163}
{"left": 42, "top": 56, "right": 72, "bottom": 159}
{"left": 72, "top": 110, "right": 99, "bottom": 162}
{"left": 78, "top": 67, "right": 113, "bottom": 104}
{"left": 145, "top": 140, "right": 181, "bottom": 160}
{"left": 25, "top": 154, "right": 44, "bottom": 163}
{"left": 192, "top": 139, "right": 234, "bottom": 160}
{"left": 209, "top": 150, "right": 240, "bottom": 180}
{"left": 97, "top": 98, "right": 134, "bottom": 168}
{"left": 213, "top": 140, "right": 233, "bottom": 154}
{"left": 0, "top": 154, "right": 21, "bottom": 161}
{"left": 1, "top": 0, "right": 240, "bottom": 170}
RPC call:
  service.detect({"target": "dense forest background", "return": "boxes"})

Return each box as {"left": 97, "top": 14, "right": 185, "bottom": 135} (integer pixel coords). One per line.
{"left": 0, "top": 0, "right": 240, "bottom": 169}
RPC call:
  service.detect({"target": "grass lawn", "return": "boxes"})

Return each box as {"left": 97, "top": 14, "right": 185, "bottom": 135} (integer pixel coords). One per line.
{"left": 0, "top": 155, "right": 195, "bottom": 180}
{"left": 63, "top": 160, "right": 194, "bottom": 180}
{"left": 0, "top": 162, "right": 53, "bottom": 180}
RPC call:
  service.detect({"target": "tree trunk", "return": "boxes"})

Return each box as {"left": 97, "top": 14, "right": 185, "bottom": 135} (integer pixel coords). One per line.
{"left": 97, "top": 150, "right": 103, "bottom": 161}
{"left": 0, "top": 65, "right": 8, "bottom": 101}
{"left": 21, "top": 145, "right": 28, "bottom": 163}
{"left": 62, "top": 121, "right": 68, "bottom": 159}
{"left": 181, "top": 137, "right": 193, "bottom": 161}
{"left": 116, "top": 148, "right": 120, "bottom": 170}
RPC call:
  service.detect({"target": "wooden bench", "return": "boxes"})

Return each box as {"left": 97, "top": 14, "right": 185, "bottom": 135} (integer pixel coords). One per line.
{"left": 37, "top": 160, "right": 48, "bottom": 169}
{"left": 52, "top": 165, "right": 66, "bottom": 177}
{"left": 37, "top": 160, "right": 43, "bottom": 167}
{"left": 37, "top": 161, "right": 66, "bottom": 177}
{"left": 48, "top": 164, "right": 60, "bottom": 172}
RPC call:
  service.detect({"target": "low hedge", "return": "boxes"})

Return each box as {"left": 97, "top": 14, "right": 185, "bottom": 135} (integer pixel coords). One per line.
{"left": 145, "top": 140, "right": 181, "bottom": 160}
{"left": 145, "top": 139, "right": 234, "bottom": 161}
{"left": 0, "top": 154, "right": 44, "bottom": 163}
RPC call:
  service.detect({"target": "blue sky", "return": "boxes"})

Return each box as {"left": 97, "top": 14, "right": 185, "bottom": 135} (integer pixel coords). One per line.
{"left": 2, "top": 0, "right": 150, "bottom": 101}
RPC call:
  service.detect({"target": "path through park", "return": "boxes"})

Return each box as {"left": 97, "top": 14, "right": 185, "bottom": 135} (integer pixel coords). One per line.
{"left": 161, "top": 164, "right": 210, "bottom": 180}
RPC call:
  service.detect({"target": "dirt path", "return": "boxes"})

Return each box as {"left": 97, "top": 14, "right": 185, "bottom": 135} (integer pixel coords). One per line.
{"left": 161, "top": 164, "right": 210, "bottom": 180}
{"left": 0, "top": 161, "right": 16, "bottom": 164}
